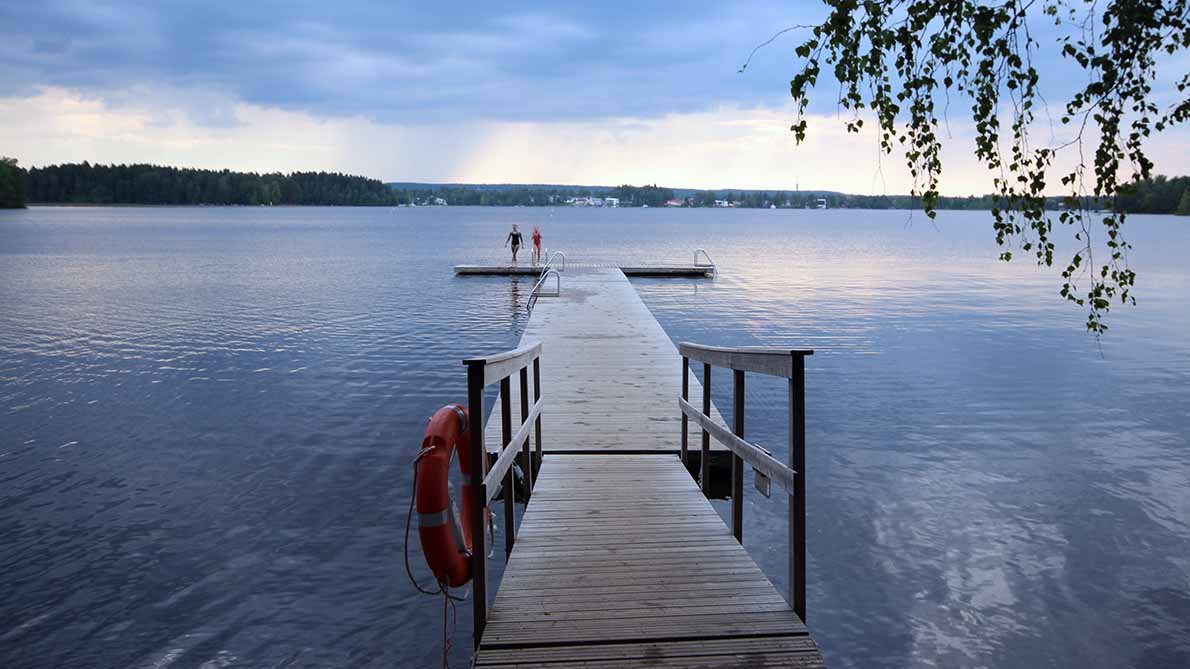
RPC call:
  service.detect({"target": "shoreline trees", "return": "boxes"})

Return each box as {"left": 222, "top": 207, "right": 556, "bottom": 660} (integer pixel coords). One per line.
{"left": 25, "top": 163, "right": 400, "bottom": 206}
{"left": 0, "top": 157, "right": 26, "bottom": 208}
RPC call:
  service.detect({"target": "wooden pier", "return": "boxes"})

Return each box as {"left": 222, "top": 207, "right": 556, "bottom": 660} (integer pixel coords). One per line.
{"left": 455, "top": 264, "right": 822, "bottom": 667}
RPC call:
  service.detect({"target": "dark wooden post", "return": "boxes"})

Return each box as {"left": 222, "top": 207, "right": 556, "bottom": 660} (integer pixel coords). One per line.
{"left": 533, "top": 357, "right": 542, "bottom": 473}
{"left": 466, "top": 361, "right": 488, "bottom": 648}
{"left": 731, "top": 370, "right": 745, "bottom": 543}
{"left": 680, "top": 356, "right": 689, "bottom": 467}
{"left": 519, "top": 365, "right": 532, "bottom": 497}
{"left": 790, "top": 356, "right": 807, "bottom": 622}
{"left": 700, "top": 363, "right": 711, "bottom": 494}
{"left": 500, "top": 376, "right": 515, "bottom": 559}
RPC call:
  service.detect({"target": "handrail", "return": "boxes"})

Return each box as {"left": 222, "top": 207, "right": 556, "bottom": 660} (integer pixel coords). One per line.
{"left": 465, "top": 340, "right": 543, "bottom": 386}
{"left": 463, "top": 341, "right": 545, "bottom": 647}
{"left": 679, "top": 342, "right": 813, "bottom": 378}
{"left": 526, "top": 268, "right": 560, "bottom": 314}
{"left": 678, "top": 397, "right": 797, "bottom": 495}
{"left": 679, "top": 340, "right": 811, "bottom": 623}
{"left": 693, "top": 248, "right": 718, "bottom": 278}
{"left": 483, "top": 394, "right": 544, "bottom": 500}
{"left": 543, "top": 250, "right": 566, "bottom": 272}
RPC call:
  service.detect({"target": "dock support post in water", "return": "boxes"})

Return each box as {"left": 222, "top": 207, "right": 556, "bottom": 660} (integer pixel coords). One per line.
{"left": 499, "top": 377, "right": 515, "bottom": 559}
{"left": 519, "top": 366, "right": 532, "bottom": 496}
{"left": 732, "top": 369, "right": 745, "bottom": 543}
{"left": 700, "top": 363, "right": 711, "bottom": 493}
{"left": 465, "top": 361, "right": 488, "bottom": 649}
{"left": 680, "top": 355, "right": 689, "bottom": 467}
{"left": 791, "top": 355, "right": 808, "bottom": 623}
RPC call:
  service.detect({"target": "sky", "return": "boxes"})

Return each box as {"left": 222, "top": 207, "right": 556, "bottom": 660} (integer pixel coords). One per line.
{"left": 1, "top": 1, "right": 1186, "bottom": 194}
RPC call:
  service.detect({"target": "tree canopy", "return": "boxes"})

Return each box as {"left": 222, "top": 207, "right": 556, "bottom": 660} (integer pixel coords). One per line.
{"left": 26, "top": 163, "right": 401, "bottom": 206}
{"left": 774, "top": 0, "right": 1188, "bottom": 332}
{"left": 0, "top": 157, "right": 26, "bottom": 208}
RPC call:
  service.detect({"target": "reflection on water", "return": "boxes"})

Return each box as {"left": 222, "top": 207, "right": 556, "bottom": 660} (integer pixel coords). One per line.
{"left": 1, "top": 206, "right": 1187, "bottom": 668}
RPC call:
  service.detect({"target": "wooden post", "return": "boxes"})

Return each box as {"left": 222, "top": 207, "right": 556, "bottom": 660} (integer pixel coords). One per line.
{"left": 519, "top": 365, "right": 532, "bottom": 497}
{"left": 790, "top": 356, "right": 807, "bottom": 623}
{"left": 466, "top": 361, "right": 488, "bottom": 648}
{"left": 500, "top": 376, "right": 515, "bottom": 559}
{"left": 533, "top": 357, "right": 542, "bottom": 475}
{"left": 680, "top": 356, "right": 689, "bottom": 467}
{"left": 700, "top": 363, "right": 711, "bottom": 495}
{"left": 732, "top": 370, "right": 745, "bottom": 543}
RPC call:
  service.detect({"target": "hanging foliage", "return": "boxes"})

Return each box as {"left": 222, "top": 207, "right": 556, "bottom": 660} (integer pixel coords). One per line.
{"left": 781, "top": 0, "right": 1189, "bottom": 332}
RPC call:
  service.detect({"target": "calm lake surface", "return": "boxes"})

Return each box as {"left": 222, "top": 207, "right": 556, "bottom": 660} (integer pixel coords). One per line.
{"left": 1, "top": 206, "right": 1188, "bottom": 668}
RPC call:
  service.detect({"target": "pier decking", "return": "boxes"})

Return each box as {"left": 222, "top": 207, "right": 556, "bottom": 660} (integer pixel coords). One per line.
{"left": 475, "top": 455, "right": 821, "bottom": 668}
{"left": 482, "top": 268, "right": 725, "bottom": 454}
{"left": 456, "top": 264, "right": 823, "bottom": 667}
{"left": 454, "top": 263, "right": 715, "bottom": 277}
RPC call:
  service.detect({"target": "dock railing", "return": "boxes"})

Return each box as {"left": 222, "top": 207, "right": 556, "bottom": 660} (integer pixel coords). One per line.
{"left": 464, "top": 340, "right": 544, "bottom": 647}
{"left": 693, "top": 248, "right": 718, "bottom": 278}
{"left": 542, "top": 249, "right": 566, "bottom": 272}
{"left": 526, "top": 267, "right": 560, "bottom": 314}
{"left": 677, "top": 342, "right": 813, "bottom": 622}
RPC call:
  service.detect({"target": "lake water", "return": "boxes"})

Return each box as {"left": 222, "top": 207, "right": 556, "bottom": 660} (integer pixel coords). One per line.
{"left": 1, "top": 206, "right": 1187, "bottom": 668}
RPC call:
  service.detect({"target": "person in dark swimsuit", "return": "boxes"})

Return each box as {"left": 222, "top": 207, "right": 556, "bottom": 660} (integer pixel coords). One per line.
{"left": 505, "top": 224, "right": 523, "bottom": 266}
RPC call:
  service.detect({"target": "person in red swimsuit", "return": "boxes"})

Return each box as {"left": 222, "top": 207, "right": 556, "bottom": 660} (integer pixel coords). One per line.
{"left": 531, "top": 226, "right": 543, "bottom": 266}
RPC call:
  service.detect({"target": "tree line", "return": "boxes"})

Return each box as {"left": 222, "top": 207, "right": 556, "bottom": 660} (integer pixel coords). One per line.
{"left": 400, "top": 180, "right": 1190, "bottom": 213}
{"left": 1117, "top": 176, "right": 1190, "bottom": 216}
{"left": 0, "top": 157, "right": 25, "bottom": 208}
{"left": 24, "top": 162, "right": 401, "bottom": 206}
{"left": 5, "top": 161, "right": 1188, "bottom": 214}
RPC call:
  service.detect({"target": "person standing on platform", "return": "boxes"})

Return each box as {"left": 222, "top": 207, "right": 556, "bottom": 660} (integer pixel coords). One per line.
{"left": 505, "top": 224, "right": 523, "bottom": 266}
{"left": 531, "top": 226, "right": 543, "bottom": 266}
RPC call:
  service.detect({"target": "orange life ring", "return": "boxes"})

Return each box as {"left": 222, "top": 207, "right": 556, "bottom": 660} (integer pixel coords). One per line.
{"left": 416, "top": 404, "right": 488, "bottom": 587}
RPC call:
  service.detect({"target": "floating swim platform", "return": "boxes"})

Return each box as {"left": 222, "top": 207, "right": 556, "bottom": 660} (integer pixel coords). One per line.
{"left": 454, "top": 263, "right": 715, "bottom": 277}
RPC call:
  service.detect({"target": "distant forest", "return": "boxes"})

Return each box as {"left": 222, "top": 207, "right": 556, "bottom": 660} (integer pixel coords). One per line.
{"left": 25, "top": 162, "right": 401, "bottom": 206}
{"left": 391, "top": 178, "right": 1190, "bottom": 213}
{"left": 5, "top": 161, "right": 1189, "bottom": 214}
{"left": 0, "top": 157, "right": 25, "bottom": 208}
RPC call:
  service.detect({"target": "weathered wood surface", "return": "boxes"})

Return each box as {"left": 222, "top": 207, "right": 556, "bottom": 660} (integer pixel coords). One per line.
{"left": 483, "top": 267, "right": 726, "bottom": 453}
{"left": 475, "top": 455, "right": 823, "bottom": 667}
{"left": 455, "top": 264, "right": 714, "bottom": 277}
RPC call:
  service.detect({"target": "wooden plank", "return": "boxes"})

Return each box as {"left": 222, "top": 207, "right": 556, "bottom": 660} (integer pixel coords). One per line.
{"left": 677, "top": 342, "right": 813, "bottom": 378}
{"left": 455, "top": 264, "right": 545, "bottom": 275}
{"left": 475, "top": 636, "right": 822, "bottom": 666}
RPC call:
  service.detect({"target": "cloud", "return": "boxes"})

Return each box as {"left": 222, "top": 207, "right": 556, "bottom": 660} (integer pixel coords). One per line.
{"left": 1, "top": 2, "right": 1186, "bottom": 190}
{"left": 0, "top": 1, "right": 822, "bottom": 124}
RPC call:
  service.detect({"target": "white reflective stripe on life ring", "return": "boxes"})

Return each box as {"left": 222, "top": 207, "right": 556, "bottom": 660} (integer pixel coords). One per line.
{"left": 419, "top": 509, "right": 451, "bottom": 528}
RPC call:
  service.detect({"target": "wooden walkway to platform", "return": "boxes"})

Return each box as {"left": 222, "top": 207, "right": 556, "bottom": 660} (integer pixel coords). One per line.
{"left": 482, "top": 268, "right": 725, "bottom": 454}
{"left": 455, "top": 264, "right": 823, "bottom": 667}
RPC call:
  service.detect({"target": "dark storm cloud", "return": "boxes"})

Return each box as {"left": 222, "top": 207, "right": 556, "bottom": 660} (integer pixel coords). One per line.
{"left": 0, "top": 1, "right": 820, "bottom": 124}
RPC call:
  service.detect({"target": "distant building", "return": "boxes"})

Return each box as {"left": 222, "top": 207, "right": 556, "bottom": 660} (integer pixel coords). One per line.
{"left": 433, "top": 197, "right": 448, "bottom": 206}
{"left": 714, "top": 199, "right": 730, "bottom": 208}
{"left": 604, "top": 197, "right": 619, "bottom": 207}
{"left": 665, "top": 198, "right": 685, "bottom": 207}
{"left": 815, "top": 197, "right": 828, "bottom": 209}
